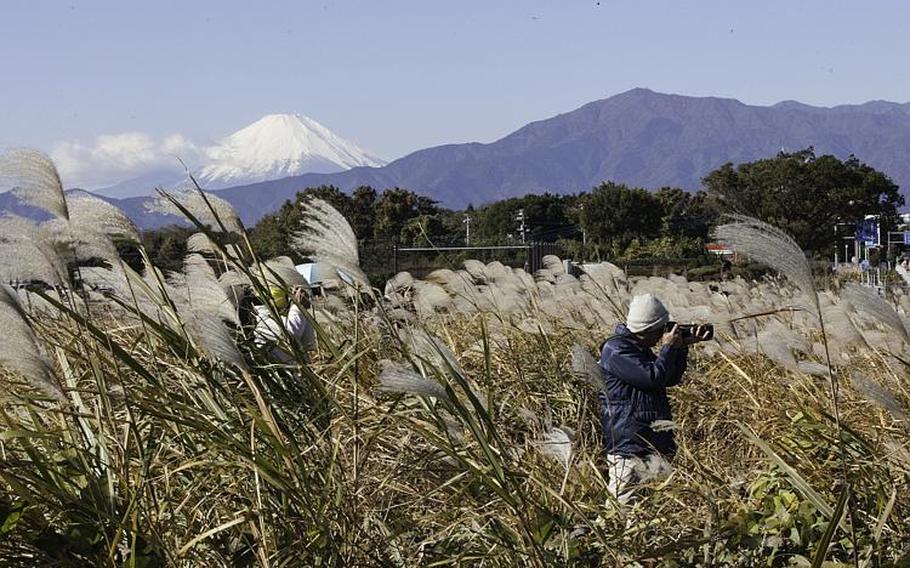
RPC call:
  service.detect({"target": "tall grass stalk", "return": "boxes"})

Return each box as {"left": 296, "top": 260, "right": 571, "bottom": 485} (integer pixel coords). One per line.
{"left": 717, "top": 214, "right": 859, "bottom": 566}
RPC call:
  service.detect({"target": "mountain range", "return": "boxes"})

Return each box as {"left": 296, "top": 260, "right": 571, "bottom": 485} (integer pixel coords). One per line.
{"left": 4, "top": 88, "right": 910, "bottom": 227}
{"left": 185, "top": 88, "right": 910, "bottom": 224}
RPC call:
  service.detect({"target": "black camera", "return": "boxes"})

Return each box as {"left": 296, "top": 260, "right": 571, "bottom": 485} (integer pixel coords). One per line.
{"left": 664, "top": 321, "right": 714, "bottom": 341}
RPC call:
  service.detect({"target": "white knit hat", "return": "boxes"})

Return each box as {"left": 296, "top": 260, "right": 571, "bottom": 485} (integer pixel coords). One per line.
{"left": 626, "top": 293, "right": 670, "bottom": 334}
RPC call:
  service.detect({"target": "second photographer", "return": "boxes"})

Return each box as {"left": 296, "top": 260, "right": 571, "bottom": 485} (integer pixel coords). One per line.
{"left": 599, "top": 293, "right": 712, "bottom": 505}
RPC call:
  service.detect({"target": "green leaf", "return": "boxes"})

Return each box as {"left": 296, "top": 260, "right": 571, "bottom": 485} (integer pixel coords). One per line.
{"left": 739, "top": 424, "right": 834, "bottom": 519}
{"left": 0, "top": 500, "right": 24, "bottom": 535}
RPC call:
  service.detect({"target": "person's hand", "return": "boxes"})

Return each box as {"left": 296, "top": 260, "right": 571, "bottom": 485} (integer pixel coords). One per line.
{"left": 661, "top": 324, "right": 683, "bottom": 348}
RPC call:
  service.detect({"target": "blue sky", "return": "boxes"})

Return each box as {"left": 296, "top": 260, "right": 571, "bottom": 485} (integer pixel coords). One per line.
{"left": 2, "top": 1, "right": 907, "bottom": 186}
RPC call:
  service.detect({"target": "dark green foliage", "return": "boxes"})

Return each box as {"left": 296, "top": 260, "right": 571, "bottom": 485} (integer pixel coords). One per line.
{"left": 249, "top": 186, "right": 442, "bottom": 263}
{"left": 248, "top": 185, "right": 374, "bottom": 263}
{"left": 248, "top": 197, "right": 307, "bottom": 263}
{"left": 655, "top": 187, "right": 717, "bottom": 240}
{"left": 703, "top": 148, "right": 904, "bottom": 254}
{"left": 578, "top": 182, "right": 664, "bottom": 256}
{"left": 350, "top": 185, "right": 378, "bottom": 238}
{"left": 372, "top": 187, "right": 441, "bottom": 241}
{"left": 399, "top": 214, "right": 446, "bottom": 246}
{"left": 232, "top": 149, "right": 903, "bottom": 278}
{"left": 471, "top": 193, "right": 579, "bottom": 244}
{"left": 126, "top": 226, "right": 195, "bottom": 273}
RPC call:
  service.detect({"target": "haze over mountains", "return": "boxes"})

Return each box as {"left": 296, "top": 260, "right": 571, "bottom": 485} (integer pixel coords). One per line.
{"left": 4, "top": 88, "right": 910, "bottom": 227}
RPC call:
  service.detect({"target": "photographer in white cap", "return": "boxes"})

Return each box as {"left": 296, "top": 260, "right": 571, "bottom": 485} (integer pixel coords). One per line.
{"left": 598, "top": 293, "right": 711, "bottom": 505}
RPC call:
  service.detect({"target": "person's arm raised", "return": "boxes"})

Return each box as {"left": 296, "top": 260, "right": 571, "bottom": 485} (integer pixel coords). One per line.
{"left": 608, "top": 328, "right": 685, "bottom": 391}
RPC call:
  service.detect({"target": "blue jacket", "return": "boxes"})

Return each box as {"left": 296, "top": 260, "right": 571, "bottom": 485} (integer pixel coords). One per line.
{"left": 599, "top": 324, "right": 688, "bottom": 457}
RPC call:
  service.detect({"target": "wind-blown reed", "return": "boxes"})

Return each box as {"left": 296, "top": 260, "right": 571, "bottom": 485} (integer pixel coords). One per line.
{"left": 843, "top": 282, "right": 910, "bottom": 343}
{"left": 0, "top": 283, "right": 63, "bottom": 399}
{"left": 147, "top": 189, "right": 243, "bottom": 233}
{"left": 292, "top": 197, "right": 369, "bottom": 289}
{"left": 0, "top": 214, "right": 70, "bottom": 286}
{"left": 0, "top": 148, "right": 70, "bottom": 220}
{"left": 0, "top": 155, "right": 907, "bottom": 565}
{"left": 715, "top": 214, "right": 818, "bottom": 311}
{"left": 376, "top": 359, "right": 450, "bottom": 401}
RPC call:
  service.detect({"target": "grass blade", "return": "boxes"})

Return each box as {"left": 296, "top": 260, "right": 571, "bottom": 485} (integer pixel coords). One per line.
{"left": 811, "top": 484, "right": 850, "bottom": 568}
{"left": 739, "top": 423, "right": 834, "bottom": 519}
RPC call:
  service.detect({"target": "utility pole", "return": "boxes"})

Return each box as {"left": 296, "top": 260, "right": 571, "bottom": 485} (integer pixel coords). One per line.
{"left": 463, "top": 214, "right": 472, "bottom": 245}
{"left": 515, "top": 208, "right": 526, "bottom": 244}
{"left": 579, "top": 203, "right": 587, "bottom": 247}
{"left": 833, "top": 219, "right": 839, "bottom": 267}
{"left": 877, "top": 217, "right": 882, "bottom": 261}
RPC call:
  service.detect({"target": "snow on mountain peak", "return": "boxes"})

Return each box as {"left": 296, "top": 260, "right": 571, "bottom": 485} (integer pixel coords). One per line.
{"left": 196, "top": 113, "right": 386, "bottom": 188}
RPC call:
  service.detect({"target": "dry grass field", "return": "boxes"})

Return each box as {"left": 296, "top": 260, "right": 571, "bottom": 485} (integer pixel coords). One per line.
{"left": 0, "top": 150, "right": 908, "bottom": 566}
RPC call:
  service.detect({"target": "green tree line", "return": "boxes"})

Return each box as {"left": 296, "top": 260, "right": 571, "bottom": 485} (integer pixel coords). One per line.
{"left": 139, "top": 148, "right": 904, "bottom": 274}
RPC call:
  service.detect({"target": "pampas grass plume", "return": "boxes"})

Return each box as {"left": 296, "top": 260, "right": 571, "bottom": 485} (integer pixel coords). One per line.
{"left": 376, "top": 359, "right": 450, "bottom": 401}
{"left": 843, "top": 283, "right": 910, "bottom": 343}
{"left": 0, "top": 284, "right": 64, "bottom": 399}
{"left": 147, "top": 190, "right": 243, "bottom": 233}
{"left": 715, "top": 215, "right": 817, "bottom": 312}
{"left": 570, "top": 343, "right": 604, "bottom": 389}
{"left": 535, "top": 427, "right": 572, "bottom": 471}
{"left": 292, "top": 198, "right": 369, "bottom": 289}
{"left": 0, "top": 149, "right": 69, "bottom": 220}
{"left": 0, "top": 214, "right": 70, "bottom": 286}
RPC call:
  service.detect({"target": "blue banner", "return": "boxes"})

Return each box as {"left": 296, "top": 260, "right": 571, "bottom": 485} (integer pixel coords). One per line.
{"left": 856, "top": 219, "right": 878, "bottom": 245}
{"left": 903, "top": 232, "right": 910, "bottom": 245}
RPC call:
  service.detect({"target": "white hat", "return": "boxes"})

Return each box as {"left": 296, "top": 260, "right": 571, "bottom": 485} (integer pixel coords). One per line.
{"left": 626, "top": 293, "right": 670, "bottom": 334}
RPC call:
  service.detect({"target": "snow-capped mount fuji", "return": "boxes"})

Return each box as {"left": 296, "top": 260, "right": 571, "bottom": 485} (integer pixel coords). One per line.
{"left": 195, "top": 113, "right": 386, "bottom": 189}
{"left": 89, "top": 113, "right": 385, "bottom": 199}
